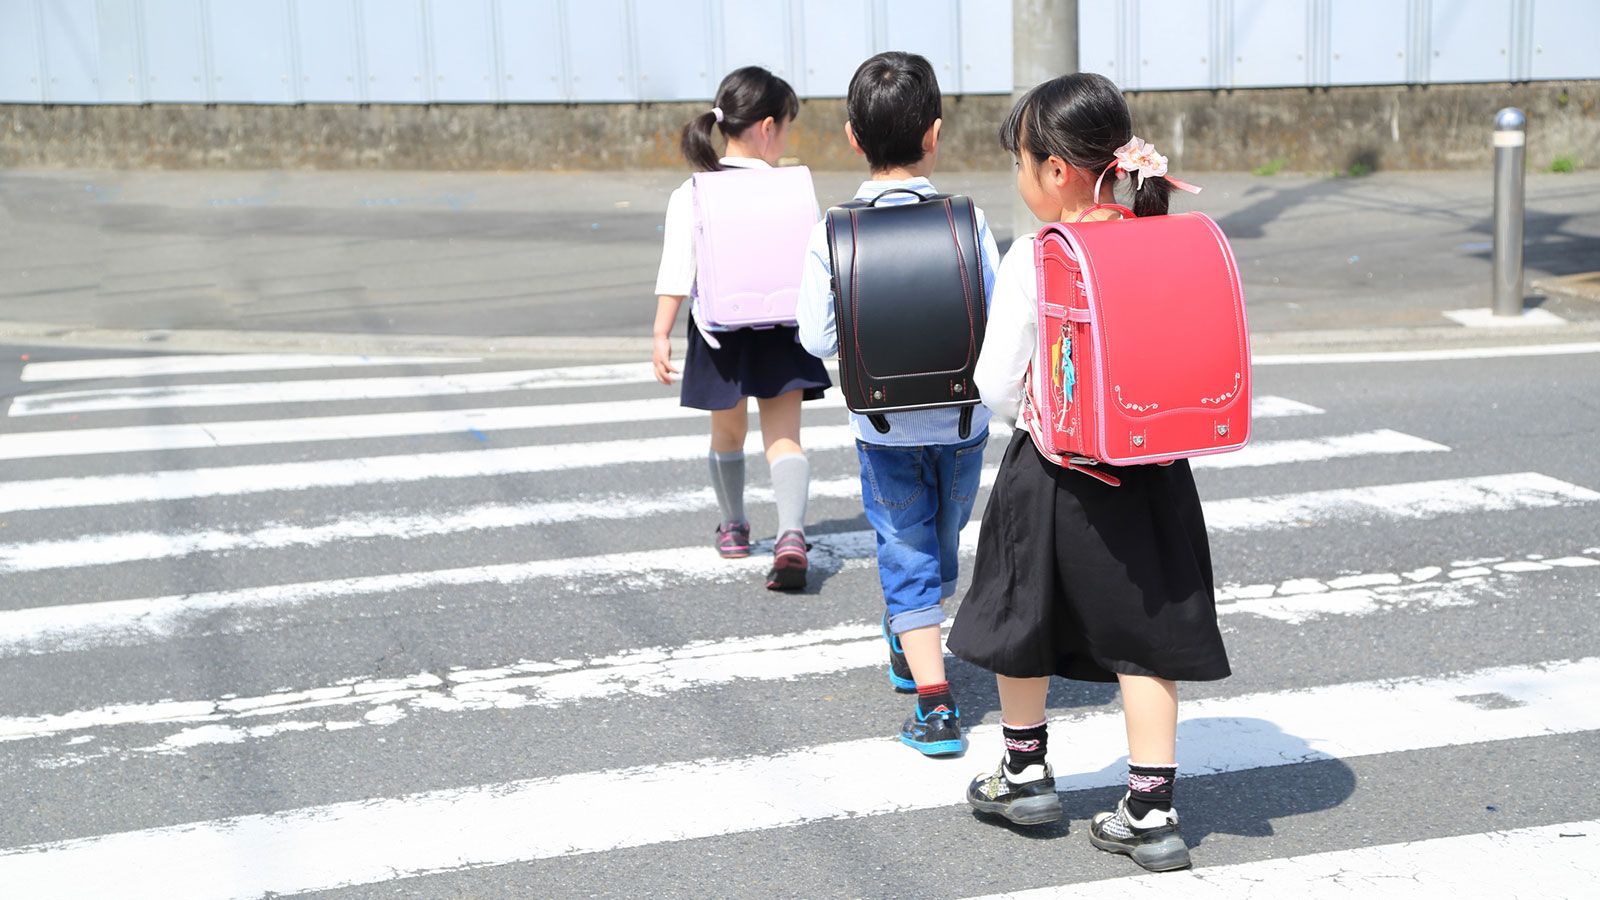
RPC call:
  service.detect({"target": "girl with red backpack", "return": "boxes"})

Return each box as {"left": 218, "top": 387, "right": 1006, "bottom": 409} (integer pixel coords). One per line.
{"left": 948, "top": 73, "right": 1231, "bottom": 873}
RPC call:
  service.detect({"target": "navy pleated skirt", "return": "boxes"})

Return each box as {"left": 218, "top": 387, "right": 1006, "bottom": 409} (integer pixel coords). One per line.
{"left": 679, "top": 313, "right": 831, "bottom": 411}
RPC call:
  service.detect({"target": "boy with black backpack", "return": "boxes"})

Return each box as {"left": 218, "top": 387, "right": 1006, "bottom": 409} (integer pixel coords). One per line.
{"left": 796, "top": 51, "right": 999, "bottom": 757}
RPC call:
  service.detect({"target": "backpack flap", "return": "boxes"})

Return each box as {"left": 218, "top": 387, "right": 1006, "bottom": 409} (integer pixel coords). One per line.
{"left": 691, "top": 166, "right": 820, "bottom": 331}
{"left": 1059, "top": 211, "right": 1251, "bottom": 464}
{"left": 825, "top": 194, "right": 986, "bottom": 425}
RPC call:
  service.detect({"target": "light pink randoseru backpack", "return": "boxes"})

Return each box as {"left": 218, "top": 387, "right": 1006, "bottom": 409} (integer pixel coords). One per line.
{"left": 690, "top": 165, "right": 820, "bottom": 348}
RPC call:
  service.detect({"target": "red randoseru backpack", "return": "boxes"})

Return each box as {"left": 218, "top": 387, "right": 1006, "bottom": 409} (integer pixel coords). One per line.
{"left": 1021, "top": 201, "right": 1251, "bottom": 486}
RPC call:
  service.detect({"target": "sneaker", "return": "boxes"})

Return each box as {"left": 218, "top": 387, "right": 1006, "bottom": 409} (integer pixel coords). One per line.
{"left": 765, "top": 530, "right": 809, "bottom": 591}
{"left": 881, "top": 613, "right": 916, "bottom": 693}
{"left": 715, "top": 522, "right": 750, "bottom": 559}
{"left": 967, "top": 759, "right": 1063, "bottom": 825}
{"left": 1088, "top": 793, "right": 1191, "bottom": 872}
{"left": 898, "top": 704, "right": 967, "bottom": 757}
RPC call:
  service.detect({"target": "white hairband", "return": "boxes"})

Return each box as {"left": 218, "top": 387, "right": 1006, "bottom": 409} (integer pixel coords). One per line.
{"left": 710, "top": 107, "right": 724, "bottom": 124}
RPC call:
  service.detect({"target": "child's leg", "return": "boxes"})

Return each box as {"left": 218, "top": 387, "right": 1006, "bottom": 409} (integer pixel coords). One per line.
{"left": 755, "top": 390, "right": 807, "bottom": 535}
{"left": 1118, "top": 674, "right": 1178, "bottom": 766}
{"left": 707, "top": 401, "right": 750, "bottom": 555}
{"left": 933, "top": 432, "right": 987, "bottom": 600}
{"left": 857, "top": 441, "right": 963, "bottom": 754}
{"left": 1086, "top": 673, "right": 1188, "bottom": 872}
{"left": 966, "top": 674, "right": 1060, "bottom": 825}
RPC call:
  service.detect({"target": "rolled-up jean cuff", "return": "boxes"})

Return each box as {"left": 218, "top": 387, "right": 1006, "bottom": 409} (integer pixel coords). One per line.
{"left": 888, "top": 604, "right": 945, "bottom": 635}
{"left": 940, "top": 578, "right": 958, "bottom": 600}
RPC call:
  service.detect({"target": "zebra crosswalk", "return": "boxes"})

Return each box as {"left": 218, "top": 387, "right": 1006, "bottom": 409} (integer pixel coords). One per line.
{"left": 1, "top": 348, "right": 1597, "bottom": 898}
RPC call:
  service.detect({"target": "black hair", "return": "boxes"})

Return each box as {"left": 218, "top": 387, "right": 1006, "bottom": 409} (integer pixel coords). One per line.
{"left": 845, "top": 51, "right": 942, "bottom": 171}
{"left": 1000, "top": 72, "right": 1172, "bottom": 218}
{"left": 680, "top": 66, "right": 800, "bottom": 172}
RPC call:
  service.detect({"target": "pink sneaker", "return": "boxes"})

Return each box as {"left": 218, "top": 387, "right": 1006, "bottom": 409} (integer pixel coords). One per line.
{"left": 766, "top": 530, "right": 809, "bottom": 591}
{"left": 715, "top": 522, "right": 751, "bottom": 559}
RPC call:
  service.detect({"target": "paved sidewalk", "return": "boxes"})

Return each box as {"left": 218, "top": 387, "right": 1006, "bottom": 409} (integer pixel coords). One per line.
{"left": 2, "top": 167, "right": 1598, "bottom": 354}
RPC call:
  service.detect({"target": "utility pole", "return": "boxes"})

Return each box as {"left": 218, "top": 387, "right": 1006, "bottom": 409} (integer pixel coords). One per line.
{"left": 1011, "top": 0, "right": 1078, "bottom": 244}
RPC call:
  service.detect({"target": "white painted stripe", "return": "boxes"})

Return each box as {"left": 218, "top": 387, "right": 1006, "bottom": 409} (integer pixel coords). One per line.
{"left": 1254, "top": 340, "right": 1600, "bottom": 366}
{"left": 17, "top": 354, "right": 477, "bottom": 383}
{"left": 963, "top": 820, "right": 1600, "bottom": 899}
{"left": 0, "top": 394, "right": 1313, "bottom": 462}
{"left": 1203, "top": 471, "right": 1600, "bottom": 532}
{"left": 9, "top": 366, "right": 684, "bottom": 416}
{"left": 0, "top": 474, "right": 1591, "bottom": 659}
{"left": 0, "top": 426, "right": 1426, "bottom": 514}
{"left": 6, "top": 549, "right": 1592, "bottom": 755}
{"left": 1, "top": 657, "right": 1595, "bottom": 899}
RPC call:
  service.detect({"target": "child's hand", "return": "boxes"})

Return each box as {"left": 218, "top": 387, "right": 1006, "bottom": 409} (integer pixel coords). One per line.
{"left": 652, "top": 337, "right": 678, "bottom": 385}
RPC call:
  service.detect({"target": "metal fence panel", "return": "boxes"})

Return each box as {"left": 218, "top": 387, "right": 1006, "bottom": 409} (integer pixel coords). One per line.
{"left": 1429, "top": 0, "right": 1515, "bottom": 83}
{"left": 563, "top": 0, "right": 633, "bottom": 101}
{"left": 209, "top": 0, "right": 295, "bottom": 102}
{"left": 37, "top": 0, "right": 101, "bottom": 102}
{"left": 293, "top": 0, "right": 361, "bottom": 103}
{"left": 1530, "top": 0, "right": 1600, "bottom": 80}
{"left": 92, "top": 0, "right": 144, "bottom": 102}
{"left": 1134, "top": 0, "right": 1213, "bottom": 90}
{"left": 359, "top": 0, "right": 429, "bottom": 101}
{"left": 956, "top": 0, "right": 1011, "bottom": 94}
{"left": 883, "top": 0, "right": 960, "bottom": 91}
{"left": 719, "top": 0, "right": 795, "bottom": 87}
{"left": 1230, "top": 0, "right": 1309, "bottom": 87}
{"left": 140, "top": 0, "right": 209, "bottom": 102}
{"left": 0, "top": 1, "right": 41, "bottom": 102}
{"left": 796, "top": 0, "right": 874, "bottom": 97}
{"left": 427, "top": 0, "right": 497, "bottom": 102}
{"left": 634, "top": 0, "right": 715, "bottom": 101}
{"left": 1328, "top": 0, "right": 1408, "bottom": 86}
{"left": 1075, "top": 0, "right": 1121, "bottom": 86}
{"left": 497, "top": 0, "right": 565, "bottom": 101}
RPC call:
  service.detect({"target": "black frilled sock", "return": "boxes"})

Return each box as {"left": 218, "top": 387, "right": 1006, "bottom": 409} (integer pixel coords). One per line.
{"left": 1002, "top": 721, "right": 1048, "bottom": 775}
{"left": 1126, "top": 762, "right": 1177, "bottom": 819}
{"left": 916, "top": 681, "right": 956, "bottom": 717}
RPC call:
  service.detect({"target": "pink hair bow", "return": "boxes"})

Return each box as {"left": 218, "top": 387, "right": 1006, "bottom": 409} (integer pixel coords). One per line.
{"left": 1103, "top": 137, "right": 1202, "bottom": 196}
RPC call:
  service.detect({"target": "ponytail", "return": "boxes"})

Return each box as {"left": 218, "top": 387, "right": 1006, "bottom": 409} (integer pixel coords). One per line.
{"left": 680, "top": 110, "right": 723, "bottom": 173}
{"left": 1132, "top": 175, "right": 1172, "bottom": 218}
{"left": 679, "top": 66, "right": 800, "bottom": 173}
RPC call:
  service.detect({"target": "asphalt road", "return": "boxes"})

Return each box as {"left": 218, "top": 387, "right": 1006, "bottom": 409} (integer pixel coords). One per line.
{"left": 0, "top": 340, "right": 1596, "bottom": 897}
{"left": 3, "top": 168, "right": 1600, "bottom": 343}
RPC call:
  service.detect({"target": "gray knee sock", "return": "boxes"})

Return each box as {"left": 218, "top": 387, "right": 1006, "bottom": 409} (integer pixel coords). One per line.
{"left": 770, "top": 453, "right": 810, "bottom": 535}
{"left": 708, "top": 449, "right": 746, "bottom": 525}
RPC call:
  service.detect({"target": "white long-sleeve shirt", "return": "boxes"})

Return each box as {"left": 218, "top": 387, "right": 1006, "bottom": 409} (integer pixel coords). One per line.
{"left": 795, "top": 177, "right": 999, "bottom": 446}
{"left": 971, "top": 234, "right": 1039, "bottom": 427}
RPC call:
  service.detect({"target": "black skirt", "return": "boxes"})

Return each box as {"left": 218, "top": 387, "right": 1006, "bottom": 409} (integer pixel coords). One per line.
{"left": 679, "top": 313, "right": 832, "bottom": 411}
{"left": 947, "top": 429, "right": 1230, "bottom": 683}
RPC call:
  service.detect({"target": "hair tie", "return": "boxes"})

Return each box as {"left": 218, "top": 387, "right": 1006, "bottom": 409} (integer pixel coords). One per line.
{"left": 1093, "top": 136, "right": 1203, "bottom": 203}
{"left": 710, "top": 107, "right": 724, "bottom": 124}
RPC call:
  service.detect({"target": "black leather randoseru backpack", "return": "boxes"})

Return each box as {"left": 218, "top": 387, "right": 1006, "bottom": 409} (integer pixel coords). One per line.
{"left": 824, "top": 189, "right": 988, "bottom": 439}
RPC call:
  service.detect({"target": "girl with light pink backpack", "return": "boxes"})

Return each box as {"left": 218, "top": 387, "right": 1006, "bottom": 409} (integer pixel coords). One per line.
{"left": 652, "top": 66, "right": 830, "bottom": 591}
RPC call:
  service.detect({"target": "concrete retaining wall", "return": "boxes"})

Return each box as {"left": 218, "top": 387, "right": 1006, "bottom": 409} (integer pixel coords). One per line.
{"left": 3, "top": 81, "right": 1595, "bottom": 172}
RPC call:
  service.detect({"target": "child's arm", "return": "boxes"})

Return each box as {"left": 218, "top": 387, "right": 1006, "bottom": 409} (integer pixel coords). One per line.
{"left": 795, "top": 222, "right": 838, "bottom": 359}
{"left": 651, "top": 295, "right": 684, "bottom": 384}
{"left": 652, "top": 186, "right": 696, "bottom": 385}
{"left": 973, "top": 240, "right": 1037, "bottom": 425}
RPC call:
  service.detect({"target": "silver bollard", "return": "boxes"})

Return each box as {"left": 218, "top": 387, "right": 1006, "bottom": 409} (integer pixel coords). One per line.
{"left": 1492, "top": 107, "right": 1526, "bottom": 317}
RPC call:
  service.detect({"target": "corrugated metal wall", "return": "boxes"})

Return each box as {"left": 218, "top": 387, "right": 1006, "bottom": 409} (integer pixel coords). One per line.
{"left": 1, "top": 0, "right": 1596, "bottom": 105}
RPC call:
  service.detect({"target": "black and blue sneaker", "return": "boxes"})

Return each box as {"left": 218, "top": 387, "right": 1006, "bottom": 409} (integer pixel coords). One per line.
{"left": 882, "top": 612, "right": 916, "bottom": 693}
{"left": 899, "top": 700, "right": 967, "bottom": 757}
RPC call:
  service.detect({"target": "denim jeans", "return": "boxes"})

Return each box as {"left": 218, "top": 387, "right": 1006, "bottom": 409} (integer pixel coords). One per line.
{"left": 856, "top": 430, "right": 989, "bottom": 635}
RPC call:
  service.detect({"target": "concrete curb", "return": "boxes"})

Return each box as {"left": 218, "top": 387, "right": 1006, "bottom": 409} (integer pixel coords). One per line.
{"left": 6, "top": 318, "right": 1600, "bottom": 362}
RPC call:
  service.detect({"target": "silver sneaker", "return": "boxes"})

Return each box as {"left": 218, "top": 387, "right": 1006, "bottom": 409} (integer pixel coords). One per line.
{"left": 966, "top": 760, "right": 1062, "bottom": 825}
{"left": 1088, "top": 793, "right": 1191, "bottom": 871}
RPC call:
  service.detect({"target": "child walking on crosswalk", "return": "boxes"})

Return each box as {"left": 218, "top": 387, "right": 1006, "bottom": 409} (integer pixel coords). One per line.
{"left": 948, "top": 73, "right": 1232, "bottom": 872}
{"left": 652, "top": 66, "right": 832, "bottom": 591}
